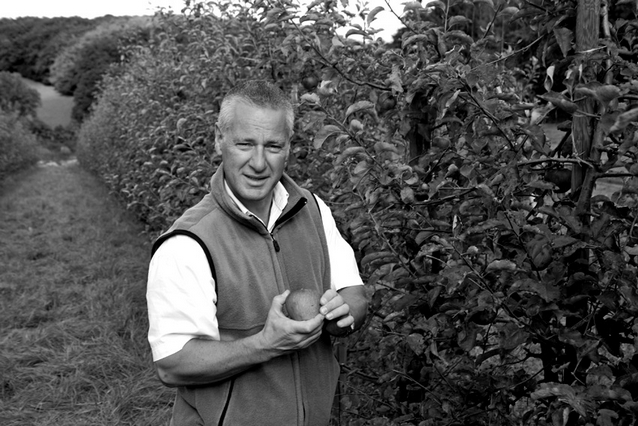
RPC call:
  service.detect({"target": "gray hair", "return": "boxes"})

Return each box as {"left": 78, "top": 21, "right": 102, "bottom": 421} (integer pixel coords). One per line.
{"left": 217, "top": 80, "right": 295, "bottom": 138}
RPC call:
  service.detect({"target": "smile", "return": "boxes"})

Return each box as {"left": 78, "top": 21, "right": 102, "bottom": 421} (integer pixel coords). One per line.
{"left": 244, "top": 175, "right": 269, "bottom": 183}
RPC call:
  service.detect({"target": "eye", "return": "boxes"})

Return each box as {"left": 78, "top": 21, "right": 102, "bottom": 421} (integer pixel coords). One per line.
{"left": 266, "top": 143, "right": 285, "bottom": 153}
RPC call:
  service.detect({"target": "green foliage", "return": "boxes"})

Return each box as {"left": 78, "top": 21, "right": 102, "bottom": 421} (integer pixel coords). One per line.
{"left": 79, "top": 0, "right": 638, "bottom": 424}
{"left": 0, "top": 114, "right": 40, "bottom": 181}
{"left": 50, "top": 17, "right": 154, "bottom": 121}
{"left": 0, "top": 72, "right": 41, "bottom": 117}
{"left": 0, "top": 17, "right": 98, "bottom": 83}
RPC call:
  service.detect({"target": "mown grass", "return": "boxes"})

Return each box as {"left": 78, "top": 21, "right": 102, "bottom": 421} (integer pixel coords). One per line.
{"left": 22, "top": 78, "right": 74, "bottom": 128}
{"left": 0, "top": 162, "right": 173, "bottom": 425}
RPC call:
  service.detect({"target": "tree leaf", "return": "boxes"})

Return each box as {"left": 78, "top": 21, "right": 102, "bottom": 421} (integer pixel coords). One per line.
{"left": 486, "top": 259, "right": 517, "bottom": 271}
{"left": 448, "top": 15, "right": 470, "bottom": 28}
{"left": 458, "top": 324, "right": 478, "bottom": 351}
{"left": 500, "top": 6, "right": 519, "bottom": 15}
{"left": 553, "top": 27, "right": 573, "bottom": 58}
{"left": 345, "top": 28, "right": 369, "bottom": 38}
{"left": 404, "top": 1, "right": 424, "bottom": 12}
{"left": 473, "top": 0, "right": 494, "bottom": 8}
{"left": 300, "top": 93, "right": 320, "bottom": 104}
{"left": 366, "top": 6, "right": 385, "bottom": 25}
{"left": 499, "top": 323, "right": 529, "bottom": 350}
{"left": 313, "top": 124, "right": 343, "bottom": 149}
{"left": 387, "top": 66, "right": 404, "bottom": 95}
{"left": 374, "top": 141, "right": 399, "bottom": 154}
{"left": 335, "top": 146, "right": 365, "bottom": 164}
{"left": 594, "top": 84, "right": 621, "bottom": 104}
{"left": 552, "top": 235, "right": 579, "bottom": 248}
{"left": 538, "top": 91, "right": 578, "bottom": 114}
{"left": 176, "top": 117, "right": 187, "bottom": 132}
{"left": 345, "top": 100, "right": 375, "bottom": 120}
{"left": 401, "top": 187, "right": 416, "bottom": 204}
{"left": 511, "top": 278, "right": 560, "bottom": 302}
{"left": 407, "top": 333, "right": 426, "bottom": 355}
{"left": 558, "top": 329, "right": 586, "bottom": 348}
{"left": 402, "top": 34, "right": 430, "bottom": 49}
{"left": 544, "top": 65, "right": 555, "bottom": 92}
{"left": 610, "top": 108, "right": 638, "bottom": 133}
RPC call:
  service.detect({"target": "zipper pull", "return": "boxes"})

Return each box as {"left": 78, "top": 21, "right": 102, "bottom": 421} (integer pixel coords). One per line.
{"left": 271, "top": 235, "right": 280, "bottom": 252}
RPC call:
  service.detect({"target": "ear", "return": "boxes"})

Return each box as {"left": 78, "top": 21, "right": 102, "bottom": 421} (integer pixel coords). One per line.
{"left": 214, "top": 124, "right": 223, "bottom": 156}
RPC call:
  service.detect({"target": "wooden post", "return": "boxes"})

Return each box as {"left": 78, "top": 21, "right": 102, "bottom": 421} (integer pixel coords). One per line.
{"left": 571, "top": 0, "right": 600, "bottom": 199}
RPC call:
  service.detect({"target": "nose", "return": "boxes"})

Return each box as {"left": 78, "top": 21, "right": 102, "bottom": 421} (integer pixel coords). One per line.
{"left": 249, "top": 146, "right": 266, "bottom": 171}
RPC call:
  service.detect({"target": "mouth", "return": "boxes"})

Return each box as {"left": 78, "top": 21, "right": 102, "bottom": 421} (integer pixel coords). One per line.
{"left": 244, "top": 174, "right": 269, "bottom": 184}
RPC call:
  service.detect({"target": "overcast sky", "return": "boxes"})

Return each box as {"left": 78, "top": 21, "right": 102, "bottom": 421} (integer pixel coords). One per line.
{"left": 0, "top": 0, "right": 404, "bottom": 41}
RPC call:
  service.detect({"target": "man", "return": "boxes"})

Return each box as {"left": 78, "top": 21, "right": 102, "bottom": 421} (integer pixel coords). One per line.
{"left": 146, "top": 80, "right": 367, "bottom": 426}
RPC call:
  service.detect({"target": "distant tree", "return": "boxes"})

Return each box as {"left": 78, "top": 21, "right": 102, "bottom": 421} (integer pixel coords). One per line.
{"left": 50, "top": 17, "right": 154, "bottom": 121}
{"left": 0, "top": 17, "right": 98, "bottom": 83}
{"left": 0, "top": 72, "right": 40, "bottom": 117}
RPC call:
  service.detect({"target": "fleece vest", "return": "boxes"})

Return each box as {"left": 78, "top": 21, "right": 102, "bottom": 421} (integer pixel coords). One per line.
{"left": 152, "top": 167, "right": 339, "bottom": 426}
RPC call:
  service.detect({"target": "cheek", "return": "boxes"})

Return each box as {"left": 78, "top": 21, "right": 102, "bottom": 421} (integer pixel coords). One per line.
{"left": 271, "top": 155, "right": 288, "bottom": 170}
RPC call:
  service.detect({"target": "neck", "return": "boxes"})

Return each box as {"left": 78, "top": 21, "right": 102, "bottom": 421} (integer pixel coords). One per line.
{"left": 248, "top": 198, "right": 273, "bottom": 225}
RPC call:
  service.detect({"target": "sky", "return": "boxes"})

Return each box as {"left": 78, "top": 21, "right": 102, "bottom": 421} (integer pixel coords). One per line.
{"left": 0, "top": 0, "right": 404, "bottom": 41}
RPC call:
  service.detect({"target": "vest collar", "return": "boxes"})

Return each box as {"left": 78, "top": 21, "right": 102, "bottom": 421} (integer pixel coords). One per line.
{"left": 209, "top": 166, "right": 308, "bottom": 232}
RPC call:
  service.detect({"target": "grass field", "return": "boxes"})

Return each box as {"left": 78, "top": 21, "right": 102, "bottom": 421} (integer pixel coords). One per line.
{"left": 0, "top": 161, "right": 173, "bottom": 425}
{"left": 22, "top": 79, "right": 74, "bottom": 128}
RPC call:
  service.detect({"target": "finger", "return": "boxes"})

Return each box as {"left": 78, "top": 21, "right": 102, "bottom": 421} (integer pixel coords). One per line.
{"left": 270, "top": 290, "right": 290, "bottom": 316}
{"left": 325, "top": 303, "right": 349, "bottom": 321}
{"left": 320, "top": 297, "right": 350, "bottom": 320}
{"left": 320, "top": 294, "right": 344, "bottom": 314}
{"left": 335, "top": 314, "right": 355, "bottom": 329}
{"left": 273, "top": 290, "right": 290, "bottom": 306}
{"left": 320, "top": 289, "right": 338, "bottom": 305}
{"left": 287, "top": 313, "right": 323, "bottom": 336}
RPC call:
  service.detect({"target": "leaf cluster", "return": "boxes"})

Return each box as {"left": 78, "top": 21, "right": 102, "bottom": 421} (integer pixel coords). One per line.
{"left": 77, "top": 0, "right": 638, "bottom": 424}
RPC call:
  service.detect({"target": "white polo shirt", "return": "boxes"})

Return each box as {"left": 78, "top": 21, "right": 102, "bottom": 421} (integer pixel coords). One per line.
{"left": 146, "top": 182, "right": 363, "bottom": 361}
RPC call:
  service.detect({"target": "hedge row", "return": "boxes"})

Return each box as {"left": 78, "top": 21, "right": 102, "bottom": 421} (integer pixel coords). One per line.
{"left": 78, "top": 1, "right": 638, "bottom": 425}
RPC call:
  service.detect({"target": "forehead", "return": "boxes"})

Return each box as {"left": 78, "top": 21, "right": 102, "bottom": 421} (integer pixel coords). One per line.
{"left": 227, "top": 101, "right": 289, "bottom": 141}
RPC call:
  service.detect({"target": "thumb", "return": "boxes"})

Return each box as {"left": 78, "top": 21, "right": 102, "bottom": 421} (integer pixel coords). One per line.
{"left": 272, "top": 290, "right": 290, "bottom": 311}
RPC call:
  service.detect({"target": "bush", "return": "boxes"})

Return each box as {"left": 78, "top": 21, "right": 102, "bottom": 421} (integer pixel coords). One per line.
{"left": 0, "top": 17, "right": 103, "bottom": 84}
{"left": 28, "top": 118, "right": 77, "bottom": 153}
{"left": 79, "top": 0, "right": 638, "bottom": 424}
{"left": 50, "top": 17, "right": 154, "bottom": 121}
{"left": 0, "top": 114, "right": 40, "bottom": 180}
{"left": 0, "top": 71, "right": 40, "bottom": 117}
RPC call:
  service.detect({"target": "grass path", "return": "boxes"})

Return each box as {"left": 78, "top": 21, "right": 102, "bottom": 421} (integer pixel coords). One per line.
{"left": 0, "top": 160, "right": 173, "bottom": 425}
{"left": 23, "top": 79, "right": 74, "bottom": 128}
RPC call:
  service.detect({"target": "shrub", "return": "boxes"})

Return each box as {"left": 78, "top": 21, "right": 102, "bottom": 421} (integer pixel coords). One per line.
{"left": 0, "top": 114, "right": 40, "bottom": 180}
{"left": 50, "top": 17, "right": 154, "bottom": 122}
{"left": 79, "top": 0, "right": 638, "bottom": 424}
{"left": 0, "top": 71, "right": 40, "bottom": 117}
{"left": 0, "top": 17, "right": 97, "bottom": 83}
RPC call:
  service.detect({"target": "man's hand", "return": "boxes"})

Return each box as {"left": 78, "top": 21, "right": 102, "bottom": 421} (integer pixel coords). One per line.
{"left": 155, "top": 290, "right": 325, "bottom": 387}
{"left": 258, "top": 290, "right": 325, "bottom": 355}
{"left": 320, "top": 286, "right": 367, "bottom": 336}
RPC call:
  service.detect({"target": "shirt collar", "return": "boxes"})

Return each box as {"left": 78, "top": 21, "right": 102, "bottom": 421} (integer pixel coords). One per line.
{"left": 223, "top": 180, "right": 289, "bottom": 231}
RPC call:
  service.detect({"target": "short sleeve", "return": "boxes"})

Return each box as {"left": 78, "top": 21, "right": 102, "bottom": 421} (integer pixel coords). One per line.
{"left": 146, "top": 235, "right": 219, "bottom": 361}
{"left": 314, "top": 196, "right": 364, "bottom": 291}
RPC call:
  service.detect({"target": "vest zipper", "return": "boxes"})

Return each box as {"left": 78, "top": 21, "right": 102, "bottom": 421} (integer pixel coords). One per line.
{"left": 270, "top": 197, "right": 306, "bottom": 253}
{"left": 271, "top": 234, "right": 280, "bottom": 252}
{"left": 218, "top": 377, "right": 235, "bottom": 425}
{"left": 275, "top": 198, "right": 307, "bottom": 228}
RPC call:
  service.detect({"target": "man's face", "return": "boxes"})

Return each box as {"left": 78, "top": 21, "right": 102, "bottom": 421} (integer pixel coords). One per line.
{"left": 215, "top": 101, "right": 291, "bottom": 216}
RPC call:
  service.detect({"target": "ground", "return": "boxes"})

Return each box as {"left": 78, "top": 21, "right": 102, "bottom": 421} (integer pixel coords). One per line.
{"left": 0, "top": 161, "right": 173, "bottom": 425}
